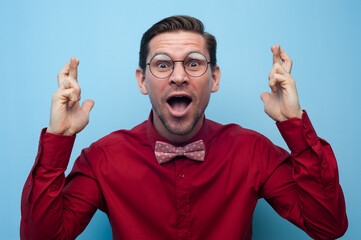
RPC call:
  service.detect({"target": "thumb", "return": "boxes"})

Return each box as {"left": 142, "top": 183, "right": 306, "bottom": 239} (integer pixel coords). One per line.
{"left": 260, "top": 92, "right": 271, "bottom": 104}
{"left": 81, "top": 99, "right": 95, "bottom": 114}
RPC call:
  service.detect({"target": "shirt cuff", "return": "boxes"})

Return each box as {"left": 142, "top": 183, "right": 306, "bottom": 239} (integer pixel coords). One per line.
{"left": 38, "top": 128, "right": 76, "bottom": 169}
{"left": 276, "top": 111, "right": 318, "bottom": 153}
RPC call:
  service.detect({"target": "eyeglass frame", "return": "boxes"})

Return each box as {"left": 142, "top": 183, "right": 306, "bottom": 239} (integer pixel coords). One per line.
{"left": 146, "top": 52, "right": 211, "bottom": 79}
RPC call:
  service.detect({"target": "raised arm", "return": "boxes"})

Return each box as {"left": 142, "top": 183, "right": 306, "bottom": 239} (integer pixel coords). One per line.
{"left": 21, "top": 58, "right": 100, "bottom": 240}
{"left": 259, "top": 46, "right": 348, "bottom": 239}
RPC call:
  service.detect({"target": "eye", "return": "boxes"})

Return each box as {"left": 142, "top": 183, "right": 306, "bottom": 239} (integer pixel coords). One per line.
{"left": 188, "top": 61, "right": 199, "bottom": 68}
{"left": 186, "top": 59, "right": 201, "bottom": 68}
{"left": 158, "top": 62, "right": 169, "bottom": 68}
{"left": 154, "top": 61, "right": 172, "bottom": 69}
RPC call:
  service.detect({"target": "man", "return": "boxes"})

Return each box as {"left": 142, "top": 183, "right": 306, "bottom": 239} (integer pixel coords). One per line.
{"left": 21, "top": 16, "right": 347, "bottom": 239}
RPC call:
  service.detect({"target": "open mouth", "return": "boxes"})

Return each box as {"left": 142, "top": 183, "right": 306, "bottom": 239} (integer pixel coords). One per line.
{"left": 167, "top": 96, "right": 192, "bottom": 112}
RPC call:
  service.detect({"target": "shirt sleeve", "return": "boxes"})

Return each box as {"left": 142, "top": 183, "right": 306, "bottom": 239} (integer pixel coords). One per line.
{"left": 259, "top": 111, "right": 348, "bottom": 240}
{"left": 20, "top": 129, "right": 104, "bottom": 240}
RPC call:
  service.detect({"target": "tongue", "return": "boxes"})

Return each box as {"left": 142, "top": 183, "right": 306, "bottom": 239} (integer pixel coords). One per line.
{"left": 171, "top": 101, "right": 188, "bottom": 111}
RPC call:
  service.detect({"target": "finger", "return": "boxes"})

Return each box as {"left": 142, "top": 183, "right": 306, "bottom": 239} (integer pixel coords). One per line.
{"left": 57, "top": 62, "right": 71, "bottom": 86}
{"left": 269, "top": 62, "right": 289, "bottom": 79}
{"left": 54, "top": 87, "right": 81, "bottom": 108}
{"left": 280, "top": 49, "right": 293, "bottom": 73}
{"left": 268, "top": 63, "right": 278, "bottom": 92}
{"left": 269, "top": 75, "right": 278, "bottom": 93}
{"left": 273, "top": 62, "right": 289, "bottom": 75}
{"left": 271, "top": 44, "right": 281, "bottom": 65}
{"left": 68, "top": 57, "right": 79, "bottom": 81}
{"left": 59, "top": 78, "right": 81, "bottom": 107}
{"left": 81, "top": 99, "right": 95, "bottom": 114}
{"left": 268, "top": 62, "right": 288, "bottom": 84}
{"left": 269, "top": 73, "right": 293, "bottom": 93}
{"left": 260, "top": 92, "right": 271, "bottom": 103}
{"left": 268, "top": 63, "right": 277, "bottom": 80}
{"left": 60, "top": 77, "right": 81, "bottom": 97}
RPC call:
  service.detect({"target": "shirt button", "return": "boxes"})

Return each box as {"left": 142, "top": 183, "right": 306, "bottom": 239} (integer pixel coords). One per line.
{"left": 181, "top": 208, "right": 189, "bottom": 216}
{"left": 307, "top": 134, "right": 312, "bottom": 140}
{"left": 179, "top": 173, "right": 185, "bottom": 178}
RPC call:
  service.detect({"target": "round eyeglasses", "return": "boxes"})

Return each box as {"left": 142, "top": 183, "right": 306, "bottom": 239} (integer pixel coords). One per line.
{"left": 146, "top": 52, "right": 211, "bottom": 79}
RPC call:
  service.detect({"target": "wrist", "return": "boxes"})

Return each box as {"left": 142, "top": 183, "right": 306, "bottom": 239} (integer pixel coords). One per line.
{"left": 277, "top": 110, "right": 303, "bottom": 122}
{"left": 291, "top": 109, "right": 304, "bottom": 120}
{"left": 46, "top": 126, "right": 75, "bottom": 136}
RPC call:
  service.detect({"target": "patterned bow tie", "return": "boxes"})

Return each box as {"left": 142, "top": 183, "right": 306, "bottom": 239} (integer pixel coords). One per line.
{"left": 155, "top": 140, "right": 205, "bottom": 164}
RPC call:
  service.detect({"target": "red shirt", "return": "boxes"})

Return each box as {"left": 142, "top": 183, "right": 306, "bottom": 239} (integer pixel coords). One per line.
{"left": 20, "top": 111, "right": 347, "bottom": 240}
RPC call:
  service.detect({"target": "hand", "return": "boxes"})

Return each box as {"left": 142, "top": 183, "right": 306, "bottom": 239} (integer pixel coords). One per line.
{"left": 260, "top": 45, "right": 303, "bottom": 122}
{"left": 47, "top": 57, "right": 94, "bottom": 136}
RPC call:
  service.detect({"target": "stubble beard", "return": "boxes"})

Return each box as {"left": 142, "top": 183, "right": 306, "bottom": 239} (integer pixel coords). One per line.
{"left": 153, "top": 106, "right": 204, "bottom": 136}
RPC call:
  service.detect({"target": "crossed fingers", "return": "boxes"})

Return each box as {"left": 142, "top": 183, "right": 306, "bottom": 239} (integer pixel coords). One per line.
{"left": 55, "top": 57, "right": 81, "bottom": 108}
{"left": 269, "top": 45, "right": 295, "bottom": 93}
{"left": 271, "top": 44, "right": 293, "bottom": 74}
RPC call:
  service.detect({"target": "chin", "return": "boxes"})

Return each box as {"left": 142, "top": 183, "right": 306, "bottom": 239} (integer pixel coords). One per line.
{"left": 162, "top": 113, "right": 203, "bottom": 136}
{"left": 164, "top": 119, "right": 195, "bottom": 136}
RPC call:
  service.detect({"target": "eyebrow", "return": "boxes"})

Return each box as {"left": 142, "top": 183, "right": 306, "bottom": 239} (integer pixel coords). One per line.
{"left": 150, "top": 51, "right": 206, "bottom": 61}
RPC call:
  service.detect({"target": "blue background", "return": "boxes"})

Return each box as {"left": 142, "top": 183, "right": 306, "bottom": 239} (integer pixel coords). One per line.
{"left": 1, "top": 0, "right": 360, "bottom": 239}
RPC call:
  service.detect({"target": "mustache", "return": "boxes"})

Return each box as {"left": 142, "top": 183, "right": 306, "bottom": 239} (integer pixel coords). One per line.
{"left": 162, "top": 86, "right": 196, "bottom": 101}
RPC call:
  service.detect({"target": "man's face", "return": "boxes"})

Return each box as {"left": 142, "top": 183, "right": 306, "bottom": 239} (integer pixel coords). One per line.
{"left": 136, "top": 31, "right": 220, "bottom": 144}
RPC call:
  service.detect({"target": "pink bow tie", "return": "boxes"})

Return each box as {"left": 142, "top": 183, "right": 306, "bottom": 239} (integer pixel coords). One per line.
{"left": 155, "top": 140, "right": 205, "bottom": 164}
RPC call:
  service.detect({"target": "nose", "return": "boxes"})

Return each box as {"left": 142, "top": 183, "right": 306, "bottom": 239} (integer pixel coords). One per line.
{"left": 169, "top": 62, "right": 189, "bottom": 86}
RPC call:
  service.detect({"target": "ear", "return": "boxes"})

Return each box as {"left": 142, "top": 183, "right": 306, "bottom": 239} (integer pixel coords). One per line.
{"left": 211, "top": 65, "right": 221, "bottom": 93}
{"left": 136, "top": 67, "right": 148, "bottom": 95}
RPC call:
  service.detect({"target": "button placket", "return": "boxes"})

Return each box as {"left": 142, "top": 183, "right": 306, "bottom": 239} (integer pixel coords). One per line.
{"left": 175, "top": 159, "right": 191, "bottom": 240}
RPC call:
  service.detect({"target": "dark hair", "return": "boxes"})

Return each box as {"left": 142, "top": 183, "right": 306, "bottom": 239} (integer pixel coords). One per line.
{"left": 139, "top": 15, "right": 217, "bottom": 71}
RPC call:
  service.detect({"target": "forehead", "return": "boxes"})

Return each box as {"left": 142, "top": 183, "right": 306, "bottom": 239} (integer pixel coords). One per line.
{"left": 148, "top": 31, "right": 208, "bottom": 60}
